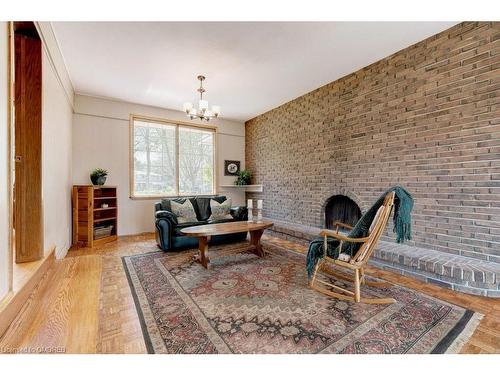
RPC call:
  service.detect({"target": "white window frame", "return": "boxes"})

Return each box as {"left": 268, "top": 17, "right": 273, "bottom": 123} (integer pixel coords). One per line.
{"left": 129, "top": 114, "right": 218, "bottom": 199}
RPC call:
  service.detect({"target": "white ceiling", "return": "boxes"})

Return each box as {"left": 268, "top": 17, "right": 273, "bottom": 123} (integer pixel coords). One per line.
{"left": 52, "top": 22, "right": 457, "bottom": 122}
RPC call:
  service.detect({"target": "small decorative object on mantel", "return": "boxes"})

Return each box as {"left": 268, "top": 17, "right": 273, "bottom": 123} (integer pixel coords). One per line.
{"left": 90, "top": 168, "right": 108, "bottom": 186}
{"left": 224, "top": 160, "right": 240, "bottom": 176}
{"left": 235, "top": 169, "right": 252, "bottom": 186}
{"left": 256, "top": 199, "right": 263, "bottom": 223}
{"left": 246, "top": 199, "right": 263, "bottom": 223}
{"left": 247, "top": 199, "right": 253, "bottom": 222}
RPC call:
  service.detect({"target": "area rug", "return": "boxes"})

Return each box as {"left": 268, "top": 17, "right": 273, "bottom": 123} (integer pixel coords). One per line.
{"left": 122, "top": 242, "right": 482, "bottom": 354}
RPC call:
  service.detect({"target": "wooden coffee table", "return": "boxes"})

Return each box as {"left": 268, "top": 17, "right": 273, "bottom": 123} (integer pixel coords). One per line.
{"left": 180, "top": 220, "right": 274, "bottom": 269}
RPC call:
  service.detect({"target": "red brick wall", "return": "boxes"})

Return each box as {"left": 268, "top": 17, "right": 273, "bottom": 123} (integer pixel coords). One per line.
{"left": 245, "top": 22, "right": 500, "bottom": 262}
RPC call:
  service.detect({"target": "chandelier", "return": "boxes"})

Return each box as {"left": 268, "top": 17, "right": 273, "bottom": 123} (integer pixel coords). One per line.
{"left": 182, "top": 75, "right": 221, "bottom": 121}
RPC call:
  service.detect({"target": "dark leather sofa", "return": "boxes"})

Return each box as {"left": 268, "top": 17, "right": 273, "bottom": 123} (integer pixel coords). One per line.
{"left": 155, "top": 195, "right": 248, "bottom": 251}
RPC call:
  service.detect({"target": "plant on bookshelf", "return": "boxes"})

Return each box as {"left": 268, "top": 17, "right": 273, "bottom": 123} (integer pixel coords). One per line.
{"left": 90, "top": 167, "right": 108, "bottom": 185}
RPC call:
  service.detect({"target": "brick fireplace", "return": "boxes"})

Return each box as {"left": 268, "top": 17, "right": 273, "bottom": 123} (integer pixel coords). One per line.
{"left": 323, "top": 194, "right": 361, "bottom": 229}
{"left": 245, "top": 22, "right": 500, "bottom": 296}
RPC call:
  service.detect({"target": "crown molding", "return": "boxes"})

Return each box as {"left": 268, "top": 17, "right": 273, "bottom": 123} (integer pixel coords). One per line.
{"left": 34, "top": 22, "right": 75, "bottom": 110}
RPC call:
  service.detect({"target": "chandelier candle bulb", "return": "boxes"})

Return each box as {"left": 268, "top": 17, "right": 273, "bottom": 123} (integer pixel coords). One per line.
{"left": 183, "top": 102, "right": 193, "bottom": 112}
{"left": 199, "top": 99, "right": 208, "bottom": 111}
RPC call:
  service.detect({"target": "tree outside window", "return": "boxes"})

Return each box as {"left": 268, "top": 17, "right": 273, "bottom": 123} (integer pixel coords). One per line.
{"left": 131, "top": 117, "right": 215, "bottom": 197}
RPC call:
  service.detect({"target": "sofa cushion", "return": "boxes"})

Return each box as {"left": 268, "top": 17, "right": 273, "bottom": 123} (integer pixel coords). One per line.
{"left": 209, "top": 198, "right": 233, "bottom": 221}
{"left": 230, "top": 206, "right": 247, "bottom": 221}
{"left": 194, "top": 196, "right": 227, "bottom": 221}
{"left": 160, "top": 198, "right": 172, "bottom": 211}
{"left": 161, "top": 197, "right": 189, "bottom": 212}
{"left": 170, "top": 199, "right": 198, "bottom": 223}
{"left": 173, "top": 221, "right": 208, "bottom": 236}
{"left": 193, "top": 197, "right": 211, "bottom": 221}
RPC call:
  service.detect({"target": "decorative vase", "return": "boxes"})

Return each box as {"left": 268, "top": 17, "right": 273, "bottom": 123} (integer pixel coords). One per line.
{"left": 91, "top": 175, "right": 107, "bottom": 185}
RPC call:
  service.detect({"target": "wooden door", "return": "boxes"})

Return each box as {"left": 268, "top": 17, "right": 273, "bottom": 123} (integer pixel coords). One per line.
{"left": 14, "top": 33, "right": 43, "bottom": 263}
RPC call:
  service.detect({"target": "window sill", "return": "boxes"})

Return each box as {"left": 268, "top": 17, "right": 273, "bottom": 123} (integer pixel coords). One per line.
{"left": 130, "top": 193, "right": 219, "bottom": 200}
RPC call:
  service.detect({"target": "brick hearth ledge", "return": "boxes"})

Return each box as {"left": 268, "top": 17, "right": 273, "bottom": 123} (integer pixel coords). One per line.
{"left": 264, "top": 219, "right": 500, "bottom": 297}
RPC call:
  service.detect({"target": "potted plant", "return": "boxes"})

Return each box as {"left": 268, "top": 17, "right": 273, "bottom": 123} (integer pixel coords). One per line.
{"left": 90, "top": 168, "right": 108, "bottom": 186}
{"left": 235, "top": 169, "right": 252, "bottom": 186}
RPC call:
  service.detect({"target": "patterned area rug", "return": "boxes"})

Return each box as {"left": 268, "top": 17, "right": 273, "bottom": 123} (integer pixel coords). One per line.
{"left": 122, "top": 242, "right": 482, "bottom": 354}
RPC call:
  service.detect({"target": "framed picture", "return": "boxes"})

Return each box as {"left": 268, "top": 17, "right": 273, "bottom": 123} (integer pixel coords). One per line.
{"left": 224, "top": 160, "right": 240, "bottom": 176}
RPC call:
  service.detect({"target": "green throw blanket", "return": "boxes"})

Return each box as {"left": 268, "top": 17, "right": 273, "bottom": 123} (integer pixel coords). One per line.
{"left": 306, "top": 186, "right": 413, "bottom": 278}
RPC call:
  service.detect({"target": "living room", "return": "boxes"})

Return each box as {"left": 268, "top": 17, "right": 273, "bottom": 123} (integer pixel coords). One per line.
{"left": 0, "top": 0, "right": 499, "bottom": 371}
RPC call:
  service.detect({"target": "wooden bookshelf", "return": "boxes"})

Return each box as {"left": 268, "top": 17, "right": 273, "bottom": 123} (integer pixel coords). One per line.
{"left": 72, "top": 185, "right": 118, "bottom": 248}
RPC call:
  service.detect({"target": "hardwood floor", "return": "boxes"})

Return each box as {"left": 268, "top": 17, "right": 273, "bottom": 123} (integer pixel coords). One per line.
{"left": 0, "top": 233, "right": 498, "bottom": 354}
{"left": 0, "top": 247, "right": 55, "bottom": 339}
{"left": 0, "top": 254, "right": 101, "bottom": 353}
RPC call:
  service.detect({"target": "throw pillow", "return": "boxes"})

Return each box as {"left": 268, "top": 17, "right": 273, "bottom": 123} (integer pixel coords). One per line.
{"left": 209, "top": 198, "right": 233, "bottom": 221}
{"left": 170, "top": 199, "right": 198, "bottom": 224}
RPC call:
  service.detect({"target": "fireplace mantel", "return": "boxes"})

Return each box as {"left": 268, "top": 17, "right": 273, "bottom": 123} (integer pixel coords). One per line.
{"left": 219, "top": 184, "right": 263, "bottom": 193}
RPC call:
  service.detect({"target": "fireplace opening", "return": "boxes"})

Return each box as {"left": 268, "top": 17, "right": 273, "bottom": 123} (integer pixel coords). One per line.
{"left": 324, "top": 195, "right": 362, "bottom": 230}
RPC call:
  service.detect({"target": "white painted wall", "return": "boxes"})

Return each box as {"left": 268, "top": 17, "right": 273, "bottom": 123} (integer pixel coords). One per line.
{"left": 38, "top": 22, "right": 74, "bottom": 260}
{"left": 41, "top": 48, "right": 73, "bottom": 259}
{"left": 0, "top": 22, "right": 10, "bottom": 300}
{"left": 72, "top": 95, "right": 246, "bottom": 236}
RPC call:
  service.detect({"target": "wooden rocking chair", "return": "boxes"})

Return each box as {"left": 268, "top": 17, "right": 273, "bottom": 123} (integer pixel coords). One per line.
{"left": 309, "top": 191, "right": 396, "bottom": 305}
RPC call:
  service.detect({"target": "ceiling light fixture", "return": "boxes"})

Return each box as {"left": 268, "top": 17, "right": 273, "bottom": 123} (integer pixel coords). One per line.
{"left": 182, "top": 75, "right": 220, "bottom": 121}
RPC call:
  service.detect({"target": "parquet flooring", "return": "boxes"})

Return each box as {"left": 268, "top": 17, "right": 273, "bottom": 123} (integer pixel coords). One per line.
{"left": 0, "top": 233, "right": 498, "bottom": 353}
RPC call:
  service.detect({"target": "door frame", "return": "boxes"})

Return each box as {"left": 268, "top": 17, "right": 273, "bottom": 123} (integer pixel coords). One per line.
{"left": 5, "top": 20, "right": 44, "bottom": 292}
{"left": 6, "top": 21, "right": 14, "bottom": 293}
{"left": 13, "top": 25, "right": 43, "bottom": 263}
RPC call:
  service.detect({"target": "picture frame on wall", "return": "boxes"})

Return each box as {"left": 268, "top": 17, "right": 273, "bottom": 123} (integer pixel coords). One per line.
{"left": 224, "top": 160, "right": 241, "bottom": 176}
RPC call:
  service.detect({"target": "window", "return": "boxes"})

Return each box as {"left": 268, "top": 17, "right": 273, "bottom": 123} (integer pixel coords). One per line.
{"left": 130, "top": 116, "right": 216, "bottom": 198}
